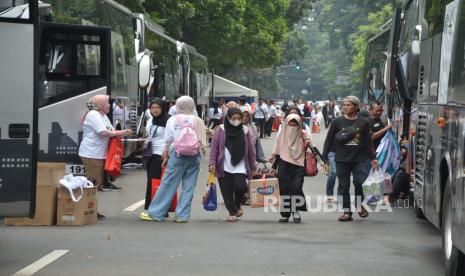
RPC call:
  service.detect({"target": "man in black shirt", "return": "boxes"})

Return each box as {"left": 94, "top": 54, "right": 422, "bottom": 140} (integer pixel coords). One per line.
{"left": 368, "top": 101, "right": 391, "bottom": 151}
{"left": 322, "top": 96, "right": 378, "bottom": 222}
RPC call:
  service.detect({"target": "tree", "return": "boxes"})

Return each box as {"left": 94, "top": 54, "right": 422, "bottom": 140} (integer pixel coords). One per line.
{"left": 349, "top": 4, "right": 394, "bottom": 82}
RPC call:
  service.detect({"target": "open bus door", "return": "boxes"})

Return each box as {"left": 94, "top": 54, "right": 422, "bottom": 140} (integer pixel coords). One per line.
{"left": 0, "top": 2, "right": 111, "bottom": 217}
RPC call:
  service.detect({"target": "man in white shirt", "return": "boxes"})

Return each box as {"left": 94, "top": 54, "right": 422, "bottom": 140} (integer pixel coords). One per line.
{"left": 253, "top": 98, "right": 268, "bottom": 139}
{"left": 112, "top": 100, "right": 129, "bottom": 129}
{"left": 265, "top": 99, "right": 277, "bottom": 138}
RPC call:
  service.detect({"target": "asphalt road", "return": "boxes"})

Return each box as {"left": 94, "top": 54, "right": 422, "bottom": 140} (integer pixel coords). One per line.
{"left": 0, "top": 128, "right": 444, "bottom": 276}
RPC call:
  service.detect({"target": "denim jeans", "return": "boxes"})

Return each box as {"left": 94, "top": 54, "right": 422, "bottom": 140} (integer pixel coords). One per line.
{"left": 255, "top": 118, "right": 265, "bottom": 138}
{"left": 336, "top": 161, "right": 370, "bottom": 214}
{"left": 148, "top": 149, "right": 201, "bottom": 221}
{"left": 325, "top": 152, "right": 337, "bottom": 196}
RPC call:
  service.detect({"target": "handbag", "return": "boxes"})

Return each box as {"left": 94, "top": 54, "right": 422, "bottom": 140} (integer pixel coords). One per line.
{"left": 105, "top": 137, "right": 123, "bottom": 176}
{"left": 143, "top": 125, "right": 158, "bottom": 158}
{"left": 255, "top": 138, "right": 266, "bottom": 162}
{"left": 304, "top": 147, "right": 318, "bottom": 177}
{"left": 335, "top": 118, "right": 360, "bottom": 144}
{"left": 203, "top": 173, "right": 218, "bottom": 211}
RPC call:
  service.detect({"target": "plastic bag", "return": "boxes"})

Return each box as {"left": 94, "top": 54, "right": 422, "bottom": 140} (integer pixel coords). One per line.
{"left": 203, "top": 173, "right": 218, "bottom": 211}
{"left": 381, "top": 173, "right": 393, "bottom": 195}
{"left": 362, "top": 169, "right": 385, "bottom": 204}
{"left": 376, "top": 130, "right": 400, "bottom": 176}
{"left": 105, "top": 137, "right": 123, "bottom": 176}
{"left": 59, "top": 174, "right": 94, "bottom": 202}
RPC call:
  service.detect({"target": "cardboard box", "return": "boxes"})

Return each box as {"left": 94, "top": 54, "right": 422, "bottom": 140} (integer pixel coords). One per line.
{"left": 4, "top": 162, "right": 64, "bottom": 226}
{"left": 249, "top": 177, "right": 280, "bottom": 208}
{"left": 57, "top": 186, "right": 98, "bottom": 226}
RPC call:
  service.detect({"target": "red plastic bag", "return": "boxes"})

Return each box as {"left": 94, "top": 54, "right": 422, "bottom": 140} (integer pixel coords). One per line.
{"left": 151, "top": 166, "right": 177, "bottom": 212}
{"left": 105, "top": 137, "right": 123, "bottom": 176}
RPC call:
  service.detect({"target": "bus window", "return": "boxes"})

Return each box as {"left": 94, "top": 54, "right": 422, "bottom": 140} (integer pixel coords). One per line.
{"left": 77, "top": 44, "right": 101, "bottom": 76}
{"left": 46, "top": 43, "right": 73, "bottom": 75}
{"left": 38, "top": 25, "right": 109, "bottom": 107}
{"left": 425, "top": 0, "right": 454, "bottom": 37}
{"left": 451, "top": 1, "right": 465, "bottom": 103}
{"left": 399, "top": 0, "right": 419, "bottom": 54}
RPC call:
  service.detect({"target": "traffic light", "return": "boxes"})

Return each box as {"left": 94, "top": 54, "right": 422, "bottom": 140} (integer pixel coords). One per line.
{"left": 295, "top": 62, "right": 301, "bottom": 70}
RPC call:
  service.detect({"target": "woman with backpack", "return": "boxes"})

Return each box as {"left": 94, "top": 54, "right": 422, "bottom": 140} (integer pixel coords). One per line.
{"left": 141, "top": 98, "right": 170, "bottom": 215}
{"left": 210, "top": 108, "right": 257, "bottom": 222}
{"left": 270, "top": 114, "right": 312, "bottom": 223}
{"left": 142, "top": 96, "right": 207, "bottom": 222}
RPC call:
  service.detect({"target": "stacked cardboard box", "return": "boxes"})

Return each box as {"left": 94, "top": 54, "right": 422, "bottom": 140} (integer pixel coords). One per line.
{"left": 4, "top": 162, "right": 64, "bottom": 226}
{"left": 56, "top": 186, "right": 98, "bottom": 226}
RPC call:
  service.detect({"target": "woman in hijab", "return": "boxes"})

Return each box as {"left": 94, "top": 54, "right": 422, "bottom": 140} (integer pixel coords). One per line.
{"left": 142, "top": 96, "right": 207, "bottom": 222}
{"left": 142, "top": 98, "right": 170, "bottom": 214}
{"left": 210, "top": 108, "right": 257, "bottom": 222}
{"left": 79, "top": 95, "right": 131, "bottom": 220}
{"left": 278, "top": 107, "right": 312, "bottom": 138}
{"left": 240, "top": 106, "right": 258, "bottom": 144}
{"left": 270, "top": 114, "right": 311, "bottom": 223}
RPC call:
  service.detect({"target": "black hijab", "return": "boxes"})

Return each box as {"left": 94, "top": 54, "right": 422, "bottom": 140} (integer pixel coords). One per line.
{"left": 150, "top": 98, "right": 169, "bottom": 127}
{"left": 224, "top": 108, "right": 245, "bottom": 166}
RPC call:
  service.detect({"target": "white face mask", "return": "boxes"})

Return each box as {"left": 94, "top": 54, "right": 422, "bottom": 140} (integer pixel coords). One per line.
{"left": 229, "top": 119, "right": 241, "bottom": 127}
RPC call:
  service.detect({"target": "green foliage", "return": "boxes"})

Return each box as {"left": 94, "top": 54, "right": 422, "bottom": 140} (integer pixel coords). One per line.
{"left": 113, "top": 0, "right": 311, "bottom": 90}
{"left": 349, "top": 4, "right": 394, "bottom": 81}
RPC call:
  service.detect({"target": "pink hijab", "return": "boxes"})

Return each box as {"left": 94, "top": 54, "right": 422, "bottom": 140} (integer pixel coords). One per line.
{"left": 272, "top": 114, "right": 307, "bottom": 166}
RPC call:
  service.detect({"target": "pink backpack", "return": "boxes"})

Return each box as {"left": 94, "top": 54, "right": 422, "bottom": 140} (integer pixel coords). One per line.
{"left": 173, "top": 115, "right": 200, "bottom": 156}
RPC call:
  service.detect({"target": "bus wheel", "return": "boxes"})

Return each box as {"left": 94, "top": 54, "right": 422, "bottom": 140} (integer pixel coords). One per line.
{"left": 443, "top": 185, "right": 465, "bottom": 276}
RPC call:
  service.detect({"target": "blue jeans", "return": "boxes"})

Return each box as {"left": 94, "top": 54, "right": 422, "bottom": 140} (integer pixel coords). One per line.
{"left": 148, "top": 149, "right": 201, "bottom": 221}
{"left": 325, "top": 152, "right": 337, "bottom": 196}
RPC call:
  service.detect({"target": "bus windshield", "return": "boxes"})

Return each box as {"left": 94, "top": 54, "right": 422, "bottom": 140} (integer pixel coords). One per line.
{"left": 0, "top": 0, "right": 29, "bottom": 19}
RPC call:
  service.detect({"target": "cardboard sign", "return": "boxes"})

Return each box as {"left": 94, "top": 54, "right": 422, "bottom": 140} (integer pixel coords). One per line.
{"left": 57, "top": 186, "right": 97, "bottom": 226}
{"left": 249, "top": 177, "right": 280, "bottom": 208}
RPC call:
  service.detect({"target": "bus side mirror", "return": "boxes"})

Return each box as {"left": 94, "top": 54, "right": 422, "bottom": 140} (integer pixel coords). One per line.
{"left": 409, "top": 40, "right": 421, "bottom": 91}
{"left": 139, "top": 54, "right": 151, "bottom": 88}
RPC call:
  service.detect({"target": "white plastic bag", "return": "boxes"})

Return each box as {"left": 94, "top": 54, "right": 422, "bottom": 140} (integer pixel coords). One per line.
{"left": 362, "top": 169, "right": 385, "bottom": 204}
{"left": 59, "top": 174, "right": 94, "bottom": 202}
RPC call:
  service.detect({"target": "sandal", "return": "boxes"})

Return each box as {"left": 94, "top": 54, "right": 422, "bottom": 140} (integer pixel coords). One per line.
{"left": 227, "top": 215, "right": 237, "bottom": 222}
{"left": 358, "top": 206, "right": 369, "bottom": 218}
{"left": 338, "top": 213, "right": 353, "bottom": 222}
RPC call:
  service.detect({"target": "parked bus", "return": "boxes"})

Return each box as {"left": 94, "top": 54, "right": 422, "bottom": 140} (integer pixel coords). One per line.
{"left": 0, "top": 0, "right": 211, "bottom": 218}
{"left": 372, "top": 0, "right": 465, "bottom": 274}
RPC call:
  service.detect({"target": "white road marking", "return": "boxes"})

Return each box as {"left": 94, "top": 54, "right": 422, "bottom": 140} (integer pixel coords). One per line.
{"left": 12, "top": 250, "right": 69, "bottom": 276}
{"left": 123, "top": 199, "right": 145, "bottom": 211}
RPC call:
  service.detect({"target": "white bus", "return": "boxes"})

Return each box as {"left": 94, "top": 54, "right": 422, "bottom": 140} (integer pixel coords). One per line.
{"left": 0, "top": 0, "right": 211, "bottom": 217}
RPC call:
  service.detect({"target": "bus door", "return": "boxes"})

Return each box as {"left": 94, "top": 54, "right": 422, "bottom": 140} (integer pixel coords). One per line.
{"left": 0, "top": 1, "right": 39, "bottom": 217}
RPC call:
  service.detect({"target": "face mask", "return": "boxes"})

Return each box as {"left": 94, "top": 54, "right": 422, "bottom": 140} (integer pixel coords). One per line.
{"left": 229, "top": 119, "right": 241, "bottom": 127}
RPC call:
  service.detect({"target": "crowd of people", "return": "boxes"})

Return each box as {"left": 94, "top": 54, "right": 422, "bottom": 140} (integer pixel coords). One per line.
{"left": 78, "top": 93, "right": 409, "bottom": 223}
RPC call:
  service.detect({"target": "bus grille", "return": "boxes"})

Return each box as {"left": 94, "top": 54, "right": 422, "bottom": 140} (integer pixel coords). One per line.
{"left": 415, "top": 114, "right": 427, "bottom": 187}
